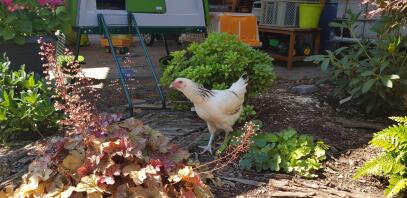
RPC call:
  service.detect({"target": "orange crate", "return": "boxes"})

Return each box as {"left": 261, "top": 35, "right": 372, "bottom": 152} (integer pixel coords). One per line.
{"left": 219, "top": 15, "right": 261, "bottom": 47}
{"left": 210, "top": 12, "right": 261, "bottom": 47}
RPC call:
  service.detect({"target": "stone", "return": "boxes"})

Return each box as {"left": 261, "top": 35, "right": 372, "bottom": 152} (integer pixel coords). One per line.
{"left": 292, "top": 84, "right": 317, "bottom": 95}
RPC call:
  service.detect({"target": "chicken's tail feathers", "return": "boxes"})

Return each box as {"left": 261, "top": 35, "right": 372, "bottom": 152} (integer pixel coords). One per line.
{"left": 241, "top": 73, "right": 249, "bottom": 81}
{"left": 229, "top": 74, "right": 249, "bottom": 96}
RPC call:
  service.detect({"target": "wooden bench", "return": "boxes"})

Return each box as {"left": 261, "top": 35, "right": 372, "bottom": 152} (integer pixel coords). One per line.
{"left": 259, "top": 26, "right": 321, "bottom": 69}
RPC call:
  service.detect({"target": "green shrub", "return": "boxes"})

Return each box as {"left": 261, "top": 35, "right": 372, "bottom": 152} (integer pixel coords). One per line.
{"left": 306, "top": 12, "right": 407, "bottom": 112}
{"left": 354, "top": 116, "right": 407, "bottom": 198}
{"left": 160, "top": 33, "right": 276, "bottom": 95}
{"left": 0, "top": 54, "right": 60, "bottom": 142}
{"left": 238, "top": 105, "right": 257, "bottom": 123}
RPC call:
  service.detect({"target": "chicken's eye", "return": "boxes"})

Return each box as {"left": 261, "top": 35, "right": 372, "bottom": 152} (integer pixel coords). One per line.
{"left": 178, "top": 80, "right": 183, "bottom": 84}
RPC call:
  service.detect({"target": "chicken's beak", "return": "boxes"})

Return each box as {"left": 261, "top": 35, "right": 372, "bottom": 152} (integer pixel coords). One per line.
{"left": 169, "top": 82, "right": 174, "bottom": 89}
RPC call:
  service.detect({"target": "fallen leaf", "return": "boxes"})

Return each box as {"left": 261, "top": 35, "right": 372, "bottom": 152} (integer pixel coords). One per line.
{"left": 169, "top": 166, "right": 194, "bottom": 183}
{"left": 88, "top": 192, "right": 103, "bottom": 198}
{"left": 129, "top": 168, "right": 147, "bottom": 185}
{"left": 63, "top": 153, "right": 83, "bottom": 171}
{"left": 61, "top": 186, "right": 76, "bottom": 198}
{"left": 75, "top": 174, "right": 105, "bottom": 194}
{"left": 122, "top": 164, "right": 141, "bottom": 176}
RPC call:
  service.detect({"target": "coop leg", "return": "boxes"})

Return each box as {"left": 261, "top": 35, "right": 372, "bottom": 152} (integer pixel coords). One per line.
{"left": 162, "top": 34, "right": 170, "bottom": 56}
{"left": 74, "top": 27, "right": 82, "bottom": 61}
{"left": 287, "top": 32, "right": 295, "bottom": 70}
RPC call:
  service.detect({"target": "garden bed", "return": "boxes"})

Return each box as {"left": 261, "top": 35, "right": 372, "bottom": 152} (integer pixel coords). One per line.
{"left": 0, "top": 78, "right": 389, "bottom": 197}
{"left": 170, "top": 78, "right": 388, "bottom": 197}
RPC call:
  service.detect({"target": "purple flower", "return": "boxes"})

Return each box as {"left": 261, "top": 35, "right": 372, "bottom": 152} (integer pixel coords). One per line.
{"left": 38, "top": 0, "right": 46, "bottom": 6}
{"left": 48, "top": 0, "right": 63, "bottom": 7}
{"left": 2, "top": 0, "right": 13, "bottom": 7}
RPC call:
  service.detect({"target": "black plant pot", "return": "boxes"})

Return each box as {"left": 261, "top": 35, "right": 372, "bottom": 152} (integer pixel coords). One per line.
{"left": 0, "top": 36, "right": 56, "bottom": 75}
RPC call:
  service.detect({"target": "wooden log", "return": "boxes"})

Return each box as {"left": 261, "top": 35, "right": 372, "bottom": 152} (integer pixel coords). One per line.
{"left": 268, "top": 191, "right": 316, "bottom": 198}
{"left": 219, "top": 176, "right": 266, "bottom": 187}
{"left": 335, "top": 117, "right": 385, "bottom": 131}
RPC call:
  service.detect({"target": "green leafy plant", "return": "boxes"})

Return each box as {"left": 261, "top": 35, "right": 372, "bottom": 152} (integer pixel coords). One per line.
{"left": 161, "top": 33, "right": 276, "bottom": 96}
{"left": 0, "top": 54, "right": 60, "bottom": 142}
{"left": 354, "top": 116, "right": 407, "bottom": 198}
{"left": 362, "top": 0, "right": 407, "bottom": 31}
{"left": 235, "top": 127, "right": 328, "bottom": 178}
{"left": 217, "top": 125, "right": 329, "bottom": 178}
{"left": 238, "top": 105, "right": 257, "bottom": 123}
{"left": 57, "top": 54, "right": 85, "bottom": 75}
{"left": 0, "top": 0, "right": 69, "bottom": 44}
{"left": 306, "top": 11, "right": 407, "bottom": 112}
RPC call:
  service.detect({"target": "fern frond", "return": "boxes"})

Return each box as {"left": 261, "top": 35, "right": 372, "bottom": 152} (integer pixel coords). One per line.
{"left": 354, "top": 153, "right": 406, "bottom": 179}
{"left": 385, "top": 175, "right": 407, "bottom": 198}
{"left": 371, "top": 125, "right": 407, "bottom": 152}
{"left": 390, "top": 116, "right": 407, "bottom": 125}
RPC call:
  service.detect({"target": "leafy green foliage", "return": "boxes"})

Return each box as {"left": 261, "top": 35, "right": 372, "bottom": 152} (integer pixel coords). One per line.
{"left": 238, "top": 105, "right": 257, "bottom": 123}
{"left": 0, "top": 0, "right": 69, "bottom": 44}
{"left": 355, "top": 116, "right": 407, "bottom": 197}
{"left": 305, "top": 12, "right": 407, "bottom": 112}
{"left": 161, "top": 33, "right": 276, "bottom": 96}
{"left": 238, "top": 128, "right": 328, "bottom": 178}
{"left": 57, "top": 55, "right": 85, "bottom": 75}
{"left": 0, "top": 54, "right": 60, "bottom": 142}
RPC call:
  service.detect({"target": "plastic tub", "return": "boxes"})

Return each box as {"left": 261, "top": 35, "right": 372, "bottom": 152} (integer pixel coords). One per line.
{"left": 299, "top": 4, "right": 323, "bottom": 28}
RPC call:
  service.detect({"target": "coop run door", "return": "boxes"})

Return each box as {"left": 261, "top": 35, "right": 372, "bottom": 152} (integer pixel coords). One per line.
{"left": 126, "top": 0, "right": 166, "bottom": 13}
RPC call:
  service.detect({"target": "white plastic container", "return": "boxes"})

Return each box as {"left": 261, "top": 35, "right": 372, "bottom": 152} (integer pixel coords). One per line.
{"left": 252, "top": 1, "right": 262, "bottom": 22}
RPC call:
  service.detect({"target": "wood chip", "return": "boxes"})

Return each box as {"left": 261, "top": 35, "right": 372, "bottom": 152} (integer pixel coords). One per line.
{"left": 268, "top": 191, "right": 315, "bottom": 198}
{"left": 269, "top": 179, "right": 289, "bottom": 189}
{"left": 219, "top": 176, "right": 266, "bottom": 187}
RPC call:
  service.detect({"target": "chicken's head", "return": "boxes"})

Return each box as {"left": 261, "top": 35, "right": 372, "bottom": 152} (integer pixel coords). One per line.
{"left": 170, "top": 78, "right": 191, "bottom": 91}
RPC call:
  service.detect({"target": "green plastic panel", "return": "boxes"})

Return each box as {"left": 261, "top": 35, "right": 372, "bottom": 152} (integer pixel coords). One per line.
{"left": 68, "top": 0, "right": 79, "bottom": 26}
{"left": 126, "top": 0, "right": 166, "bottom": 13}
{"left": 203, "top": 0, "right": 209, "bottom": 26}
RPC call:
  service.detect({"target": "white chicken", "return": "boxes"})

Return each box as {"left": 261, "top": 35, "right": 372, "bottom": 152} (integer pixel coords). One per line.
{"left": 170, "top": 75, "right": 248, "bottom": 154}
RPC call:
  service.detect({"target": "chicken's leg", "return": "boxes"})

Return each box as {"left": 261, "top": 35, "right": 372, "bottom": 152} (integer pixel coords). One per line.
{"left": 199, "top": 133, "right": 214, "bottom": 154}
{"left": 199, "top": 123, "right": 216, "bottom": 154}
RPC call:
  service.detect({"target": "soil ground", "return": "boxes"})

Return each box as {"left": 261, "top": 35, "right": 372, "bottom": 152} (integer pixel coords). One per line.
{"left": 171, "top": 78, "right": 388, "bottom": 198}
{"left": 0, "top": 37, "right": 392, "bottom": 197}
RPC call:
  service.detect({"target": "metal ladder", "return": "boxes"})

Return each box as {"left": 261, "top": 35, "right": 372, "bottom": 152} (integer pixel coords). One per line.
{"left": 74, "top": 13, "right": 166, "bottom": 117}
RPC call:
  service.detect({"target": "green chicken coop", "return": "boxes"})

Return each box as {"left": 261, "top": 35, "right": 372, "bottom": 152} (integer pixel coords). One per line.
{"left": 66, "top": 0, "right": 209, "bottom": 117}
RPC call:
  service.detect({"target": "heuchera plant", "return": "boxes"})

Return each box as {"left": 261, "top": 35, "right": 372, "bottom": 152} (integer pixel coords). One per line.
{"left": 0, "top": 39, "right": 214, "bottom": 198}
{"left": 0, "top": 0, "right": 69, "bottom": 44}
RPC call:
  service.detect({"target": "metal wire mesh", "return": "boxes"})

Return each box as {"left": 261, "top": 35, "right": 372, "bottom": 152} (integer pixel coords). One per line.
{"left": 285, "top": 2, "right": 297, "bottom": 26}
{"left": 262, "top": 1, "right": 278, "bottom": 25}
{"left": 260, "top": 0, "right": 317, "bottom": 27}
{"left": 56, "top": 32, "right": 66, "bottom": 56}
